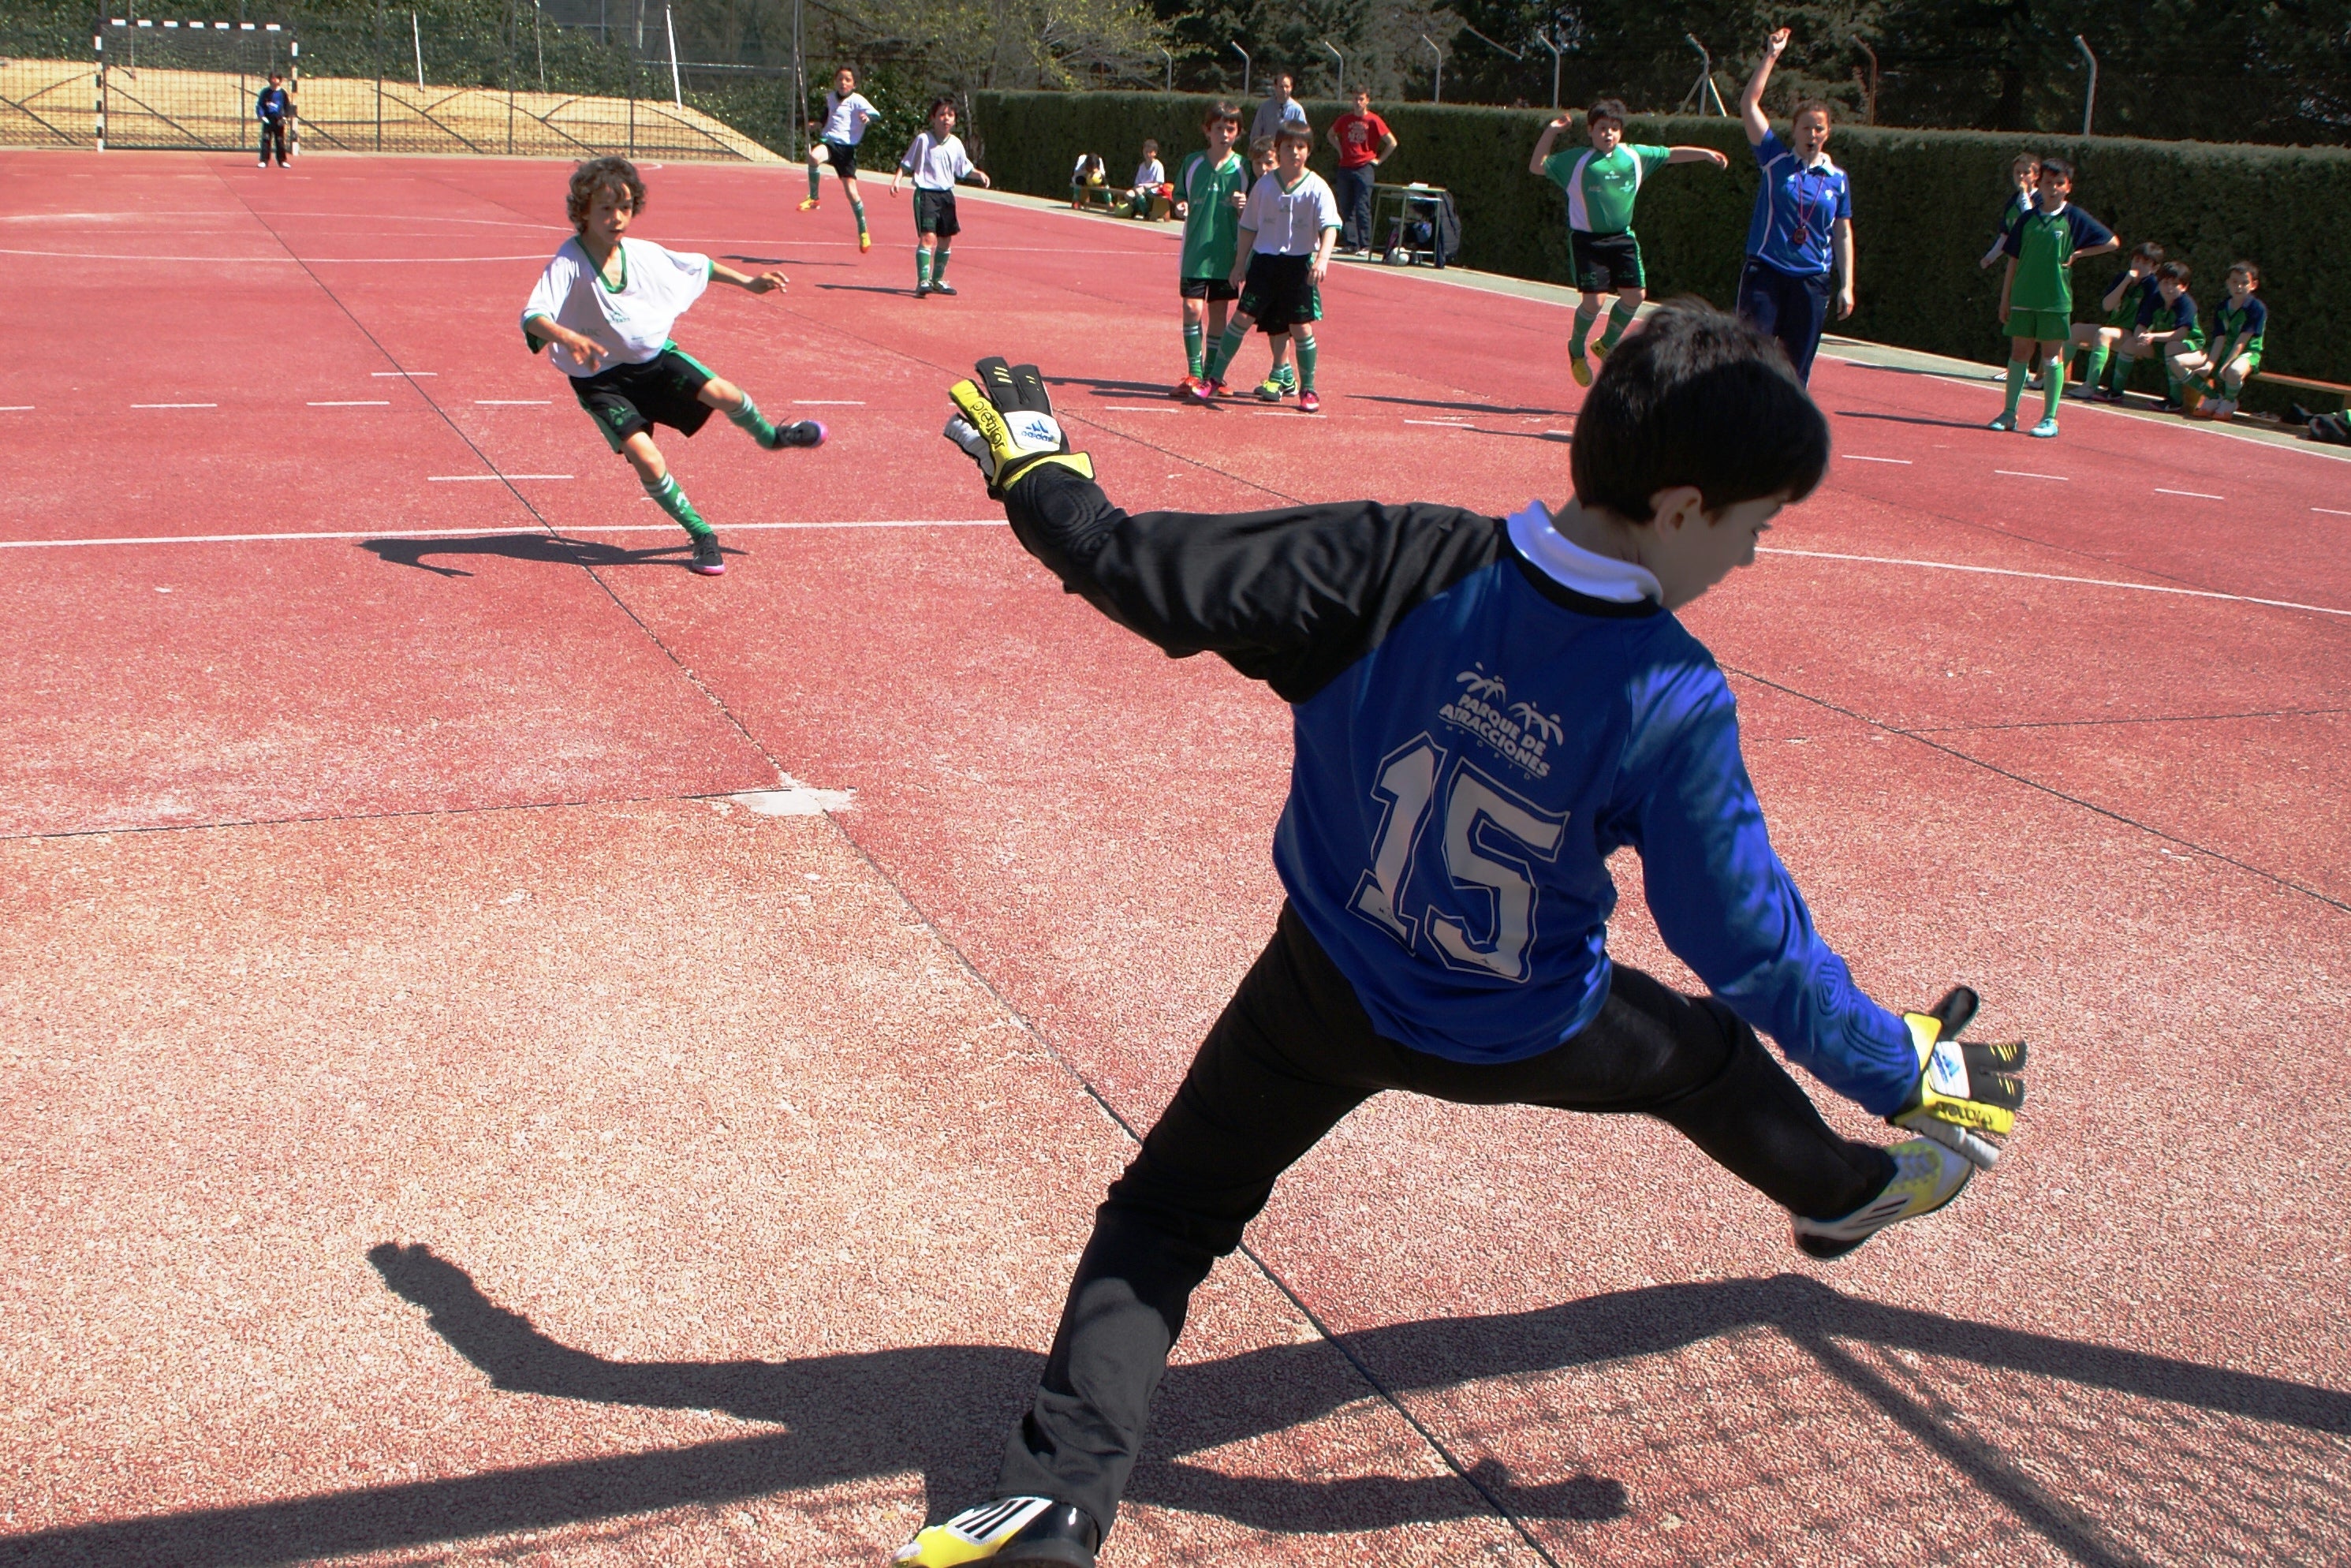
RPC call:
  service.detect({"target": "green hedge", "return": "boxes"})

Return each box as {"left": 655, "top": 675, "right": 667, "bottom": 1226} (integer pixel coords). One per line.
{"left": 972, "top": 91, "right": 2351, "bottom": 411}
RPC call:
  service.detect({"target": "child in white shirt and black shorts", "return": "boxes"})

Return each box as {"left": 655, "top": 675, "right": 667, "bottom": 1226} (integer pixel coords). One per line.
{"left": 1196, "top": 121, "right": 1342, "bottom": 413}
{"left": 800, "top": 65, "right": 879, "bottom": 252}
{"left": 891, "top": 97, "right": 991, "bottom": 297}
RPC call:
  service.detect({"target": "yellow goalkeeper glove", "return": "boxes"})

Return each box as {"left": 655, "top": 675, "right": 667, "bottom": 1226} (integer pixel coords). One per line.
{"left": 942, "top": 357, "right": 1095, "bottom": 500}
{"left": 1890, "top": 986, "right": 2027, "bottom": 1170}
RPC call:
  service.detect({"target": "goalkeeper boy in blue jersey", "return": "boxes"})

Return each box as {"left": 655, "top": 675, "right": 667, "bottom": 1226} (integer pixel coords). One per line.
{"left": 899, "top": 305, "right": 2029, "bottom": 1568}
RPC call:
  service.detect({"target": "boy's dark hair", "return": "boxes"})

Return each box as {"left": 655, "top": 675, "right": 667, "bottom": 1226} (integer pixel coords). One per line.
{"left": 2156, "top": 259, "right": 2191, "bottom": 285}
{"left": 2037, "top": 156, "right": 2073, "bottom": 185}
{"left": 267, "top": 71, "right": 283, "bottom": 81}
{"left": 1203, "top": 99, "right": 1241, "bottom": 128}
{"left": 1793, "top": 99, "right": 1834, "bottom": 125}
{"left": 1274, "top": 121, "right": 1313, "bottom": 147}
{"left": 1586, "top": 98, "right": 1628, "bottom": 128}
{"left": 1570, "top": 301, "right": 1829, "bottom": 522}
{"left": 2131, "top": 241, "right": 2166, "bottom": 265}
{"left": 2230, "top": 259, "right": 2260, "bottom": 285}
{"left": 567, "top": 156, "right": 644, "bottom": 231}
{"left": 836, "top": 65, "right": 856, "bottom": 80}
{"left": 927, "top": 95, "right": 956, "bottom": 119}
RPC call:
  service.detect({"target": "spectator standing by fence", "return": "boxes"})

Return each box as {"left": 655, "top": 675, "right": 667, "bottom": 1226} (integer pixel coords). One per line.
{"left": 1327, "top": 89, "right": 1398, "bottom": 256}
{"left": 1734, "top": 28, "right": 1853, "bottom": 382}
{"left": 255, "top": 71, "right": 292, "bottom": 167}
{"left": 1251, "top": 73, "right": 1308, "bottom": 147}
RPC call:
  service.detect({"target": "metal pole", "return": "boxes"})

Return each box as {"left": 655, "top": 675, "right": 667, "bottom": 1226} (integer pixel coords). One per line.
{"left": 1228, "top": 40, "right": 1248, "bottom": 101}
{"left": 1319, "top": 39, "right": 1342, "bottom": 97}
{"left": 1536, "top": 30, "right": 1563, "bottom": 110}
{"left": 1458, "top": 23, "right": 1521, "bottom": 60}
{"left": 1853, "top": 37, "right": 1878, "bottom": 125}
{"left": 534, "top": 0, "right": 544, "bottom": 91}
{"left": 93, "top": 28, "right": 104, "bottom": 151}
{"left": 1420, "top": 34, "right": 1441, "bottom": 103}
{"left": 1157, "top": 45, "right": 1172, "bottom": 92}
{"left": 665, "top": 3, "right": 681, "bottom": 106}
{"left": 2073, "top": 35, "right": 2097, "bottom": 136}
{"left": 411, "top": 9, "right": 423, "bottom": 88}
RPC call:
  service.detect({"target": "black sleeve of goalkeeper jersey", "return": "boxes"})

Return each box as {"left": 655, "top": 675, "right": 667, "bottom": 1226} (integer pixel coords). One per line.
{"left": 1003, "top": 463, "right": 1508, "bottom": 704}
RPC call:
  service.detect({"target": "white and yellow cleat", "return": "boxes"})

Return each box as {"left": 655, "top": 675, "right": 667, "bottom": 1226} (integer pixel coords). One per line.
{"left": 1790, "top": 1137, "right": 1974, "bottom": 1261}
{"left": 894, "top": 1496, "right": 1101, "bottom": 1567}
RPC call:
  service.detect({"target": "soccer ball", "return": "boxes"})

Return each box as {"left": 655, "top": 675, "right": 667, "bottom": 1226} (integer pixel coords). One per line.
{"left": 1384, "top": 247, "right": 1412, "bottom": 266}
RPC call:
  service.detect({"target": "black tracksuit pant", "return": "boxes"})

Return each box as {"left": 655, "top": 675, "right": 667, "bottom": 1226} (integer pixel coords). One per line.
{"left": 998, "top": 902, "right": 1894, "bottom": 1536}
{"left": 259, "top": 118, "right": 289, "bottom": 166}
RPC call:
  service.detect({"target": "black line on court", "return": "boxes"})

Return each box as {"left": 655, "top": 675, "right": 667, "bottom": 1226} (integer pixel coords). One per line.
{"left": 1904, "top": 704, "right": 2351, "bottom": 736}
{"left": 1726, "top": 666, "right": 2351, "bottom": 917}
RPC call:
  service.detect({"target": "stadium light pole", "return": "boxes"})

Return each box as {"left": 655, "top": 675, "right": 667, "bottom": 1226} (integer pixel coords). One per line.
{"left": 1420, "top": 33, "right": 1442, "bottom": 103}
{"left": 1320, "top": 39, "right": 1342, "bottom": 97}
{"left": 1157, "top": 44, "right": 1173, "bottom": 92}
{"left": 2074, "top": 34, "right": 2098, "bottom": 136}
{"left": 664, "top": 2, "right": 681, "bottom": 106}
{"left": 1229, "top": 40, "right": 1249, "bottom": 101}
{"left": 411, "top": 9, "right": 424, "bottom": 88}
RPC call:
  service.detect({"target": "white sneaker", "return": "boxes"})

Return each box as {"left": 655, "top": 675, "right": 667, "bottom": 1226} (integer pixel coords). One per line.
{"left": 1790, "top": 1137, "right": 1974, "bottom": 1260}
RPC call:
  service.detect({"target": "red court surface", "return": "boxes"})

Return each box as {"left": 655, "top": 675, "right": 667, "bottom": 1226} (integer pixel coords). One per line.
{"left": 4, "top": 150, "right": 2349, "bottom": 1566}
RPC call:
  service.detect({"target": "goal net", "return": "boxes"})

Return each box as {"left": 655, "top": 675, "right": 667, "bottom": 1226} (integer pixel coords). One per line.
{"left": 99, "top": 19, "right": 297, "bottom": 152}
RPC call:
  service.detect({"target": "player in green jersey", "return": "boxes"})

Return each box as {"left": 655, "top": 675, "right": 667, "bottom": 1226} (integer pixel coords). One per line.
{"left": 1992, "top": 157, "right": 2118, "bottom": 436}
{"left": 1174, "top": 101, "right": 1251, "bottom": 398}
{"left": 2172, "top": 260, "right": 2267, "bottom": 420}
{"left": 1529, "top": 99, "right": 1728, "bottom": 386}
{"left": 2070, "top": 241, "right": 2162, "bottom": 400}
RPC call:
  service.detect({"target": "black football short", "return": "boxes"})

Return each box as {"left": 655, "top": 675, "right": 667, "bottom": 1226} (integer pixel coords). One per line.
{"left": 1179, "top": 275, "right": 1239, "bottom": 301}
{"left": 819, "top": 136, "right": 860, "bottom": 178}
{"left": 1570, "top": 228, "right": 1645, "bottom": 293}
{"left": 913, "top": 188, "right": 961, "bottom": 237}
{"left": 570, "top": 345, "right": 714, "bottom": 450}
{"left": 1237, "top": 252, "right": 1321, "bottom": 331}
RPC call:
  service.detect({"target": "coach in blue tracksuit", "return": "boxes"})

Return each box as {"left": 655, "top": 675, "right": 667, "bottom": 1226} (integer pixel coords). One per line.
{"left": 1733, "top": 28, "right": 1853, "bottom": 381}
{"left": 256, "top": 72, "right": 291, "bottom": 168}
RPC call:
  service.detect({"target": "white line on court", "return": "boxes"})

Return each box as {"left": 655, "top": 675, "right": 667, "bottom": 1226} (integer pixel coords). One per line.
{"left": 474, "top": 399, "right": 550, "bottom": 405}
{"left": 0, "top": 405, "right": 31, "bottom": 412}
{"left": 132, "top": 402, "right": 216, "bottom": 409}
{"left": 1995, "top": 469, "right": 2069, "bottom": 481}
{"left": 1403, "top": 418, "right": 1472, "bottom": 426}
{"left": 795, "top": 400, "right": 866, "bottom": 405}
{"left": 308, "top": 400, "right": 390, "bottom": 407}
{"left": 0, "top": 520, "right": 999, "bottom": 549}
{"left": 426, "top": 473, "right": 573, "bottom": 481}
{"left": 373, "top": 370, "right": 436, "bottom": 376}
{"left": 2156, "top": 487, "right": 2224, "bottom": 499}
{"left": 1842, "top": 455, "right": 1911, "bottom": 465}
{"left": 1759, "top": 547, "right": 2351, "bottom": 619}
{"left": 0, "top": 248, "right": 552, "bottom": 263}
{"left": 1100, "top": 405, "right": 1184, "bottom": 413}
{"left": 2317, "top": 507, "right": 2351, "bottom": 517}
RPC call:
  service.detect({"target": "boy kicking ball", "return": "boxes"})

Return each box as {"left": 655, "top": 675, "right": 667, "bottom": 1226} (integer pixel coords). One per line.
{"left": 907, "top": 308, "right": 2030, "bottom": 1566}
{"left": 1991, "top": 156, "right": 2118, "bottom": 436}
{"left": 1190, "top": 122, "right": 1338, "bottom": 413}
{"left": 523, "top": 157, "right": 825, "bottom": 577}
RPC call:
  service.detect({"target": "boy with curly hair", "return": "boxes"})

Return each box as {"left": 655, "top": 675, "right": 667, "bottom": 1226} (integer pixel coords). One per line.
{"left": 522, "top": 157, "right": 825, "bottom": 577}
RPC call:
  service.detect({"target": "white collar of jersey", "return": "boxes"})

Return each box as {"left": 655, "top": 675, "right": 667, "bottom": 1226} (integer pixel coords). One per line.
{"left": 1506, "top": 501, "right": 1663, "bottom": 604}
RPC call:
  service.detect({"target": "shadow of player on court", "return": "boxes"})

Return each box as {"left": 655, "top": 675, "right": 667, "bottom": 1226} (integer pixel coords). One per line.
{"left": 13, "top": 1244, "right": 2345, "bottom": 1566}
{"left": 359, "top": 533, "right": 712, "bottom": 578}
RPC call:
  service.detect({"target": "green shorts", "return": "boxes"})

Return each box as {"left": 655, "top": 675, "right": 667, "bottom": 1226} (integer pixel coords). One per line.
{"left": 2007, "top": 307, "right": 2071, "bottom": 343}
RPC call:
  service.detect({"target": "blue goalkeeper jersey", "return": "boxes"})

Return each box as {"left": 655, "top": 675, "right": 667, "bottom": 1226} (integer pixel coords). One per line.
{"left": 1002, "top": 475, "right": 1921, "bottom": 1115}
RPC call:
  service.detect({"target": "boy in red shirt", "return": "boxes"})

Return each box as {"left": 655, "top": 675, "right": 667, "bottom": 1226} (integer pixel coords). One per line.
{"left": 1326, "top": 88, "right": 1398, "bottom": 257}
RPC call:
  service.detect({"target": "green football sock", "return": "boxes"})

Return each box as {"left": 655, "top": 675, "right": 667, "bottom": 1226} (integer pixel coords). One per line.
{"left": 1296, "top": 335, "right": 1318, "bottom": 392}
{"left": 1571, "top": 307, "right": 1596, "bottom": 357}
{"left": 641, "top": 471, "right": 711, "bottom": 537}
{"left": 725, "top": 393, "right": 778, "bottom": 447}
{"left": 852, "top": 200, "right": 868, "bottom": 237}
{"left": 2042, "top": 354, "right": 2066, "bottom": 419}
{"left": 807, "top": 163, "right": 820, "bottom": 202}
{"left": 916, "top": 248, "right": 931, "bottom": 289}
{"left": 933, "top": 246, "right": 950, "bottom": 282}
{"left": 1183, "top": 320, "right": 1204, "bottom": 376}
{"left": 2002, "top": 360, "right": 2028, "bottom": 420}
{"left": 1598, "top": 301, "right": 1638, "bottom": 350}
{"left": 2080, "top": 345, "right": 2108, "bottom": 391}
{"left": 1204, "top": 321, "right": 1248, "bottom": 382}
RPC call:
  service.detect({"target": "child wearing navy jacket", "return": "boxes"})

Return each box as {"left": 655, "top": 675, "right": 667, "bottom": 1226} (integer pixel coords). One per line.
{"left": 899, "top": 306, "right": 2031, "bottom": 1568}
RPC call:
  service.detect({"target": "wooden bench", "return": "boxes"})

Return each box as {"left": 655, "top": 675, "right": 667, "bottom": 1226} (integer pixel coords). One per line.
{"left": 2252, "top": 371, "right": 2350, "bottom": 411}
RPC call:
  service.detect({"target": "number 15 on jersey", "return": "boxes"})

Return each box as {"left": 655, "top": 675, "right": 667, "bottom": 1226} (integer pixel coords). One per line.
{"left": 1349, "top": 736, "right": 1567, "bottom": 983}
